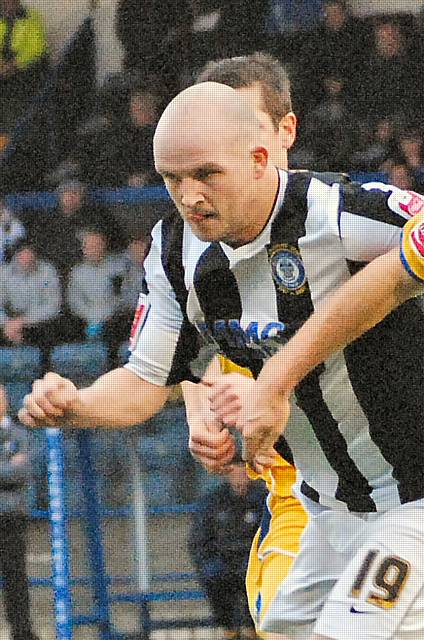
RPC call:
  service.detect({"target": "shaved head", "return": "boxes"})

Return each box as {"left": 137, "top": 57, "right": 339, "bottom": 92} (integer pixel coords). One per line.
{"left": 153, "top": 81, "right": 279, "bottom": 246}
{"left": 154, "top": 82, "right": 262, "bottom": 164}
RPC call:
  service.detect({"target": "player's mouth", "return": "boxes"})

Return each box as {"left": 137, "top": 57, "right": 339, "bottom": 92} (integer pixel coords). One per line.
{"left": 185, "top": 210, "right": 216, "bottom": 222}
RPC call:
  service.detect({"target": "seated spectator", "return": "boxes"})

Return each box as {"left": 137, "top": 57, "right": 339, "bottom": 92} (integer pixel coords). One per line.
{"left": 0, "top": 0, "right": 48, "bottom": 132}
{"left": 188, "top": 464, "right": 265, "bottom": 640}
{"left": 116, "top": 0, "right": 192, "bottom": 95}
{"left": 294, "top": 0, "right": 365, "bottom": 117}
{"left": 213, "top": 0, "right": 268, "bottom": 58}
{"left": 0, "top": 240, "right": 65, "bottom": 368}
{"left": 72, "top": 82, "right": 161, "bottom": 188}
{"left": 397, "top": 128, "right": 424, "bottom": 174}
{"left": 0, "top": 198, "right": 25, "bottom": 264}
{"left": 0, "top": 384, "right": 39, "bottom": 640}
{"left": 350, "top": 116, "right": 397, "bottom": 172}
{"left": 103, "top": 233, "right": 151, "bottom": 368}
{"left": 302, "top": 75, "right": 361, "bottom": 171}
{"left": 358, "top": 18, "right": 417, "bottom": 125}
{"left": 24, "top": 179, "right": 126, "bottom": 290}
{"left": 67, "top": 230, "right": 128, "bottom": 340}
{"left": 385, "top": 158, "right": 422, "bottom": 192}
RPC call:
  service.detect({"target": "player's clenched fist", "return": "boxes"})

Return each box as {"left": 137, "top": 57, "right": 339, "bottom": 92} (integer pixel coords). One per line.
{"left": 188, "top": 399, "right": 237, "bottom": 473}
{"left": 207, "top": 373, "right": 290, "bottom": 468}
{"left": 18, "top": 372, "right": 78, "bottom": 428}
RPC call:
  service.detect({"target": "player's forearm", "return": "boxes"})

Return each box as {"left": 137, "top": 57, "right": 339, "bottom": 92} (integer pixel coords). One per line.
{"left": 182, "top": 357, "right": 221, "bottom": 423}
{"left": 259, "top": 247, "right": 423, "bottom": 395}
{"left": 67, "top": 367, "right": 171, "bottom": 428}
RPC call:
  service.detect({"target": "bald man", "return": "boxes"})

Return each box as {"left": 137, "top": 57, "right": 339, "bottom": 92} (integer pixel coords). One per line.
{"left": 19, "top": 81, "right": 424, "bottom": 640}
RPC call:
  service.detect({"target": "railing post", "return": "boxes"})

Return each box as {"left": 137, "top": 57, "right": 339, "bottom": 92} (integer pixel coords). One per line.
{"left": 76, "top": 430, "right": 113, "bottom": 640}
{"left": 46, "top": 428, "right": 74, "bottom": 640}
{"left": 130, "top": 442, "right": 151, "bottom": 639}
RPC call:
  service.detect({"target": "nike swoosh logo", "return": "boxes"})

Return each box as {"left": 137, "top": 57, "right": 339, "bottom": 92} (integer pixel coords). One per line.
{"left": 350, "top": 606, "right": 372, "bottom": 614}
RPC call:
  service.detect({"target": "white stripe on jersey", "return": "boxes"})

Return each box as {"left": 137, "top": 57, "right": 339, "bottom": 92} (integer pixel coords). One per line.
{"left": 126, "top": 170, "right": 424, "bottom": 512}
{"left": 296, "top": 177, "right": 398, "bottom": 510}
{"left": 340, "top": 212, "right": 402, "bottom": 262}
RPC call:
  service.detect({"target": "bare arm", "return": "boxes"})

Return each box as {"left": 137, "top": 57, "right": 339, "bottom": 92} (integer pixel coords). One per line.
{"left": 19, "top": 367, "right": 171, "bottom": 429}
{"left": 258, "top": 246, "right": 424, "bottom": 395}
{"left": 182, "top": 358, "right": 237, "bottom": 472}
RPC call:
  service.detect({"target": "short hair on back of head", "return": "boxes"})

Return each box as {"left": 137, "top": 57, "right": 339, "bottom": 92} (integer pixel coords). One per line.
{"left": 195, "top": 52, "right": 292, "bottom": 131}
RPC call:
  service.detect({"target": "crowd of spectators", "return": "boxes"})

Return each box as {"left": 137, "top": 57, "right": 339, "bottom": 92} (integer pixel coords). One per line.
{"left": 0, "top": 0, "right": 422, "bottom": 368}
{"left": 0, "top": 0, "right": 423, "bottom": 378}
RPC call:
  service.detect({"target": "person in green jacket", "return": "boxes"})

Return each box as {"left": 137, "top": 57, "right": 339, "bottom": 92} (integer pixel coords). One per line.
{"left": 0, "top": 0, "right": 48, "bottom": 130}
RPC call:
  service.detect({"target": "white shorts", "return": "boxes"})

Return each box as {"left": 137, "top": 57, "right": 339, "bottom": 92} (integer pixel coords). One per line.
{"left": 260, "top": 501, "right": 424, "bottom": 639}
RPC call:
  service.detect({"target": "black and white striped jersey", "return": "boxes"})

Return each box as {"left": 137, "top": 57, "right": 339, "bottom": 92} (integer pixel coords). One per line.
{"left": 126, "top": 169, "right": 424, "bottom": 513}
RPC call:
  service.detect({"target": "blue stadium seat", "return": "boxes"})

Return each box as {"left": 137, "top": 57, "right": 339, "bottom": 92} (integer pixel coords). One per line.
{"left": 50, "top": 342, "right": 108, "bottom": 381}
{"left": 5, "top": 381, "right": 32, "bottom": 417}
{"left": 0, "top": 346, "right": 42, "bottom": 382}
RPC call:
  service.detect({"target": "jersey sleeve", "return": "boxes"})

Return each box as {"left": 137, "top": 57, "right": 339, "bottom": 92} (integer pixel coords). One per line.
{"left": 336, "top": 180, "right": 424, "bottom": 272}
{"left": 124, "top": 221, "right": 198, "bottom": 386}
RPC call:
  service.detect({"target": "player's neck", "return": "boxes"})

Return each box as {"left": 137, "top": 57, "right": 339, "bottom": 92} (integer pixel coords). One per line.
{"left": 227, "top": 168, "right": 280, "bottom": 248}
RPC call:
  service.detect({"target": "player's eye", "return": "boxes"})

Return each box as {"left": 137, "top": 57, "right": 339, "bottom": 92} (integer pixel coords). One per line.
{"left": 163, "top": 173, "right": 180, "bottom": 184}
{"left": 194, "top": 169, "right": 219, "bottom": 181}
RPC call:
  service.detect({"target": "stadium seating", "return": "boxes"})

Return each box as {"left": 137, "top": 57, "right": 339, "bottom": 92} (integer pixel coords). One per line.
{"left": 50, "top": 342, "right": 108, "bottom": 382}
{"left": 0, "top": 345, "right": 42, "bottom": 382}
{"left": 5, "top": 381, "right": 32, "bottom": 418}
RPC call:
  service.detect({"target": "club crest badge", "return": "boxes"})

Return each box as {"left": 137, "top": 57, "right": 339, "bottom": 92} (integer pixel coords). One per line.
{"left": 268, "top": 244, "right": 307, "bottom": 295}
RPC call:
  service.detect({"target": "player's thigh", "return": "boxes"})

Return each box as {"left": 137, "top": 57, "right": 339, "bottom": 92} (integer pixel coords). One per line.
{"left": 315, "top": 506, "right": 424, "bottom": 640}
{"left": 260, "top": 514, "right": 348, "bottom": 634}
{"left": 246, "top": 498, "right": 308, "bottom": 627}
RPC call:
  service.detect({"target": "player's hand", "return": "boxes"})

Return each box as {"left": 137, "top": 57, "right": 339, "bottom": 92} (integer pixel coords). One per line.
{"left": 208, "top": 373, "right": 290, "bottom": 468}
{"left": 188, "top": 400, "right": 237, "bottom": 474}
{"left": 18, "top": 372, "right": 78, "bottom": 428}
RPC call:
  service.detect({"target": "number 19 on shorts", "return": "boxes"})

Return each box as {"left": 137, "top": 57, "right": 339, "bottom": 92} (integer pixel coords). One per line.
{"left": 350, "top": 550, "right": 410, "bottom": 609}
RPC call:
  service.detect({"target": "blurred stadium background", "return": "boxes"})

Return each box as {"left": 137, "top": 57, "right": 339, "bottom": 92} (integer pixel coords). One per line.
{"left": 0, "top": 0, "right": 424, "bottom": 637}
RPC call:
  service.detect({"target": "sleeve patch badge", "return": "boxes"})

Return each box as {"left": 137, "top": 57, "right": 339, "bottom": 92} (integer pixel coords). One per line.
{"left": 399, "top": 191, "right": 424, "bottom": 218}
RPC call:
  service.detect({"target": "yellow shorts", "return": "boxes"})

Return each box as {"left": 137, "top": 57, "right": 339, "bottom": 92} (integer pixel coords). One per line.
{"left": 218, "top": 355, "right": 308, "bottom": 635}
{"left": 246, "top": 487, "right": 308, "bottom": 637}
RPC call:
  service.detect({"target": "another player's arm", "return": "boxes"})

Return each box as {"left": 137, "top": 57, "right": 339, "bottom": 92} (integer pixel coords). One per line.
{"left": 19, "top": 367, "right": 171, "bottom": 429}
{"left": 182, "top": 358, "right": 237, "bottom": 471}
{"left": 259, "top": 211, "right": 424, "bottom": 397}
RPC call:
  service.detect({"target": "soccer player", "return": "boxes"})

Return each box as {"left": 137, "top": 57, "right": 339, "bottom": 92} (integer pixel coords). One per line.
{"left": 184, "top": 53, "right": 309, "bottom": 640}
{"left": 19, "top": 82, "right": 424, "bottom": 640}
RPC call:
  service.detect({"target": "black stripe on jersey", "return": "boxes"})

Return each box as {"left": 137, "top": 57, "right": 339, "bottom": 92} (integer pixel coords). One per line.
{"left": 271, "top": 172, "right": 376, "bottom": 511}
{"left": 161, "top": 214, "right": 200, "bottom": 385}
{"left": 192, "top": 243, "right": 265, "bottom": 374}
{"left": 300, "top": 480, "right": 320, "bottom": 503}
{"left": 193, "top": 243, "right": 242, "bottom": 322}
{"left": 274, "top": 436, "right": 294, "bottom": 465}
{"left": 344, "top": 298, "right": 424, "bottom": 504}
{"left": 340, "top": 181, "right": 406, "bottom": 229}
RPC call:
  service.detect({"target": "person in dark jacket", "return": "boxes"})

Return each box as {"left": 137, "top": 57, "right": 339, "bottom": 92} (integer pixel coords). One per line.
{"left": 116, "top": 0, "right": 192, "bottom": 94}
{"left": 0, "top": 384, "right": 39, "bottom": 640}
{"left": 23, "top": 179, "right": 126, "bottom": 291}
{"left": 189, "top": 464, "right": 265, "bottom": 640}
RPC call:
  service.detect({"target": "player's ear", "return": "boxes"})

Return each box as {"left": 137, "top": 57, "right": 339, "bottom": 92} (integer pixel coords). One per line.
{"left": 279, "top": 112, "right": 297, "bottom": 150}
{"left": 251, "top": 146, "right": 268, "bottom": 177}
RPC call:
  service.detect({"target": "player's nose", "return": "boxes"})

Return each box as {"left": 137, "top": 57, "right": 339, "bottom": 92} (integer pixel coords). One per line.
{"left": 180, "top": 177, "right": 206, "bottom": 208}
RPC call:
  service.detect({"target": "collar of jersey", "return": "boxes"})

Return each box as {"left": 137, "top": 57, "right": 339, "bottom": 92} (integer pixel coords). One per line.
{"left": 220, "top": 169, "right": 287, "bottom": 267}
